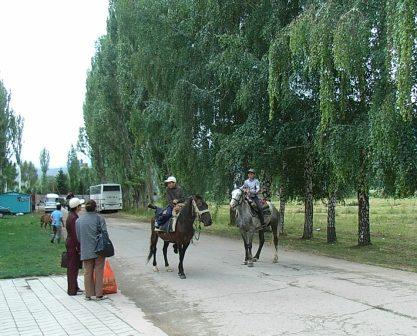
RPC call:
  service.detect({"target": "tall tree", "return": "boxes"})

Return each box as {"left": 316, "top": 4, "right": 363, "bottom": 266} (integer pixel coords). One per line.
{"left": 55, "top": 169, "right": 69, "bottom": 195}
{"left": 39, "top": 148, "right": 50, "bottom": 194}
{"left": 0, "top": 80, "right": 14, "bottom": 192}
{"left": 21, "top": 161, "right": 38, "bottom": 193}
{"left": 67, "top": 146, "right": 80, "bottom": 194}
{"left": 10, "top": 114, "right": 24, "bottom": 192}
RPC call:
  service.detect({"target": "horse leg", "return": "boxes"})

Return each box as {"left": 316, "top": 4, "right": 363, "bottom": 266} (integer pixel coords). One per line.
{"left": 253, "top": 230, "right": 265, "bottom": 262}
{"left": 163, "top": 241, "right": 172, "bottom": 272}
{"left": 271, "top": 220, "right": 279, "bottom": 263}
{"left": 178, "top": 242, "right": 190, "bottom": 279}
{"left": 247, "top": 232, "right": 255, "bottom": 267}
{"left": 241, "top": 231, "right": 249, "bottom": 265}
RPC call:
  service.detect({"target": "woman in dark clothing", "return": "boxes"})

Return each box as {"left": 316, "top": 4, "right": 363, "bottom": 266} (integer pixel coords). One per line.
{"left": 66, "top": 197, "right": 84, "bottom": 295}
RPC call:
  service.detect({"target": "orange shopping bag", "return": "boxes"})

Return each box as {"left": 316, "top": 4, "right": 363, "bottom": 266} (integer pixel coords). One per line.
{"left": 103, "top": 260, "right": 118, "bottom": 294}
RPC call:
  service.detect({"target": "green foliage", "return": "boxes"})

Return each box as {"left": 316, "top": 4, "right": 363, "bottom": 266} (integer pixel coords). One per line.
{"left": 0, "top": 80, "right": 18, "bottom": 192}
{"left": 82, "top": 0, "right": 417, "bottom": 245}
{"left": 39, "top": 148, "right": 50, "bottom": 193}
{"left": 67, "top": 146, "right": 80, "bottom": 194}
{"left": 55, "top": 169, "right": 68, "bottom": 195}
{"left": 21, "top": 161, "right": 38, "bottom": 193}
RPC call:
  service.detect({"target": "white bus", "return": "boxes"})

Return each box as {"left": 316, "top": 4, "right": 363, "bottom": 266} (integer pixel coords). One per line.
{"left": 89, "top": 184, "right": 123, "bottom": 212}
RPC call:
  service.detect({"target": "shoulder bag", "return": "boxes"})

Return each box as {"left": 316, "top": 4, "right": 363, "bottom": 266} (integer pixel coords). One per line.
{"left": 94, "top": 216, "right": 115, "bottom": 257}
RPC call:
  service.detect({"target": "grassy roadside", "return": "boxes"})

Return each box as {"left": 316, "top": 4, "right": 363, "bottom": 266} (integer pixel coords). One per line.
{"left": 0, "top": 214, "right": 65, "bottom": 279}
{"left": 125, "top": 198, "right": 417, "bottom": 272}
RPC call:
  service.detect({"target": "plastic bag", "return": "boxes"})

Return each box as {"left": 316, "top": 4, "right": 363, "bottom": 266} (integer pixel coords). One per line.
{"left": 103, "top": 260, "right": 118, "bottom": 294}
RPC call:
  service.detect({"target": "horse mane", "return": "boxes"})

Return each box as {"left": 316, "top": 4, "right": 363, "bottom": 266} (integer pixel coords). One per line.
{"left": 177, "top": 196, "right": 194, "bottom": 222}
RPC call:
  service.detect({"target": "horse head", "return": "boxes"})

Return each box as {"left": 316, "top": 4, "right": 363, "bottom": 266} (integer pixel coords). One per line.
{"left": 230, "top": 188, "right": 243, "bottom": 209}
{"left": 192, "top": 195, "right": 212, "bottom": 226}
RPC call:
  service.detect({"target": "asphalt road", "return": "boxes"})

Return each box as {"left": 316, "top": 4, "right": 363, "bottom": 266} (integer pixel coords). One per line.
{"left": 105, "top": 214, "right": 417, "bottom": 336}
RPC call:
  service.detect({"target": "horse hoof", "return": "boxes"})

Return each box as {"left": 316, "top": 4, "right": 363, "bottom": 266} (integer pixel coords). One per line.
{"left": 166, "top": 267, "right": 173, "bottom": 272}
{"left": 248, "top": 262, "right": 254, "bottom": 267}
{"left": 252, "top": 258, "right": 258, "bottom": 262}
{"left": 242, "top": 261, "right": 248, "bottom": 265}
{"left": 179, "top": 274, "right": 186, "bottom": 279}
{"left": 153, "top": 266, "right": 159, "bottom": 272}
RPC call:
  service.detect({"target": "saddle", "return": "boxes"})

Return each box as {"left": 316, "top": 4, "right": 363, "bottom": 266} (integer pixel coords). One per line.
{"left": 155, "top": 203, "right": 185, "bottom": 233}
{"left": 246, "top": 198, "right": 272, "bottom": 224}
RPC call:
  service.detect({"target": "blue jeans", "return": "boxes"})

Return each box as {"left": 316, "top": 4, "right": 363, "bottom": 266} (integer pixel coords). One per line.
{"left": 155, "top": 205, "right": 173, "bottom": 228}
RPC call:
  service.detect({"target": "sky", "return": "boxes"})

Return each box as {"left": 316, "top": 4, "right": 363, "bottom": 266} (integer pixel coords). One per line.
{"left": 0, "top": 0, "right": 109, "bottom": 168}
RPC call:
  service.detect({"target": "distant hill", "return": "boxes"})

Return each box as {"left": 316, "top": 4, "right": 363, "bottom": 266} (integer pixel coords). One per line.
{"left": 36, "top": 168, "right": 68, "bottom": 177}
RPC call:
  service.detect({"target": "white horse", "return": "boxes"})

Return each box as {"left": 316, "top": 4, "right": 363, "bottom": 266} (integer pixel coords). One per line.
{"left": 230, "top": 188, "right": 280, "bottom": 267}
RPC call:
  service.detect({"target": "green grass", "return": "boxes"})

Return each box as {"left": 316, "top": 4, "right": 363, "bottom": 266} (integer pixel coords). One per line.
{"left": 200, "top": 198, "right": 417, "bottom": 272}
{"left": 0, "top": 214, "right": 66, "bottom": 279}
{"left": 123, "top": 207, "right": 155, "bottom": 222}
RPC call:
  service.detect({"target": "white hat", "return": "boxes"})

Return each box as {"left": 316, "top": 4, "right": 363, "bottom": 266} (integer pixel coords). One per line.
{"left": 164, "top": 176, "right": 177, "bottom": 184}
{"left": 69, "top": 197, "right": 85, "bottom": 209}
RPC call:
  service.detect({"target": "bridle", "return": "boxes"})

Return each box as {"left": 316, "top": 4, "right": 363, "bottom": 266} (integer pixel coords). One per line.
{"left": 230, "top": 189, "right": 244, "bottom": 209}
{"left": 191, "top": 197, "right": 210, "bottom": 241}
{"left": 191, "top": 197, "right": 210, "bottom": 222}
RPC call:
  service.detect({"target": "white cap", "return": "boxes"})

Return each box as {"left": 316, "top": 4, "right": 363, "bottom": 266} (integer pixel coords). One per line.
{"left": 164, "top": 176, "right": 177, "bottom": 184}
{"left": 69, "top": 197, "right": 85, "bottom": 209}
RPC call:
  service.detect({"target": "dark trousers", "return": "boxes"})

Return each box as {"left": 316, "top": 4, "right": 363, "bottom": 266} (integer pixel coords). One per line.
{"left": 251, "top": 196, "right": 265, "bottom": 225}
{"left": 67, "top": 250, "right": 80, "bottom": 295}
{"left": 156, "top": 205, "right": 173, "bottom": 227}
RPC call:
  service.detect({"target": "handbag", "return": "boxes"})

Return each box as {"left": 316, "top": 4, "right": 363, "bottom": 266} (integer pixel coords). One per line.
{"left": 61, "top": 251, "right": 83, "bottom": 269}
{"left": 61, "top": 251, "right": 68, "bottom": 268}
{"left": 94, "top": 217, "right": 115, "bottom": 257}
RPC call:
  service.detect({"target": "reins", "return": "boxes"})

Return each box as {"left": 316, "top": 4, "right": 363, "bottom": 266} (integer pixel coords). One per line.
{"left": 191, "top": 198, "right": 209, "bottom": 241}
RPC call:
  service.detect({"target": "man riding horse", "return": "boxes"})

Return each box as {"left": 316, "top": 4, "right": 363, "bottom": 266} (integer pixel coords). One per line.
{"left": 154, "top": 176, "right": 185, "bottom": 232}
{"left": 241, "top": 169, "right": 266, "bottom": 229}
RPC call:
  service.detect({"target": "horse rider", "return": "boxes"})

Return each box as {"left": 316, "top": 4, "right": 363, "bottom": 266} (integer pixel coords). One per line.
{"left": 241, "top": 168, "right": 266, "bottom": 229}
{"left": 154, "top": 176, "right": 185, "bottom": 232}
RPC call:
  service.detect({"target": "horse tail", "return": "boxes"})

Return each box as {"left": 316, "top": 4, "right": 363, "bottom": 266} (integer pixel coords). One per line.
{"left": 147, "top": 218, "right": 157, "bottom": 264}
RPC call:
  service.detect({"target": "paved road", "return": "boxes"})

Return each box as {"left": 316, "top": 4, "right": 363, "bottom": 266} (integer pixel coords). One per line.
{"left": 106, "top": 214, "right": 417, "bottom": 336}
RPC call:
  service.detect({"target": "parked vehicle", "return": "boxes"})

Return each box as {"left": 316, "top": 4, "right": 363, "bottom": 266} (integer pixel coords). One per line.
{"left": 89, "top": 184, "right": 122, "bottom": 212}
{"left": 44, "top": 193, "right": 60, "bottom": 213}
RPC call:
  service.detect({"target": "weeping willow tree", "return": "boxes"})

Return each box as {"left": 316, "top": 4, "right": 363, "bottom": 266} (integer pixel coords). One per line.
{"left": 83, "top": 0, "right": 417, "bottom": 253}
{"left": 370, "top": 0, "right": 417, "bottom": 198}
{"left": 269, "top": 0, "right": 417, "bottom": 245}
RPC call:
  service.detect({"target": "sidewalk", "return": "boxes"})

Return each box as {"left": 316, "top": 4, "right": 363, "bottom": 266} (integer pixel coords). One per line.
{"left": 0, "top": 275, "right": 167, "bottom": 336}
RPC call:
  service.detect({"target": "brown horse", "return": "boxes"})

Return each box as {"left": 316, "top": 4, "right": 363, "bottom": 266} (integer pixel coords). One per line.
{"left": 40, "top": 213, "right": 52, "bottom": 229}
{"left": 147, "top": 195, "right": 212, "bottom": 279}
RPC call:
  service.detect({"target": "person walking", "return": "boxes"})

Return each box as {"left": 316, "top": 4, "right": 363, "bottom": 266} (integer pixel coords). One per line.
{"left": 66, "top": 197, "right": 84, "bottom": 296}
{"left": 76, "top": 199, "right": 109, "bottom": 300}
{"left": 51, "top": 204, "right": 64, "bottom": 243}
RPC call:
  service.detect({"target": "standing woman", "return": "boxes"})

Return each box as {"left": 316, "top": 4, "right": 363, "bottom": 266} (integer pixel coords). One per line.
{"left": 76, "top": 199, "right": 109, "bottom": 300}
{"left": 66, "top": 197, "right": 84, "bottom": 295}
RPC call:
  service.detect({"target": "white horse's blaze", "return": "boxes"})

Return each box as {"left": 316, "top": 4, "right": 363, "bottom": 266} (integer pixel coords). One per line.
{"left": 230, "top": 189, "right": 242, "bottom": 208}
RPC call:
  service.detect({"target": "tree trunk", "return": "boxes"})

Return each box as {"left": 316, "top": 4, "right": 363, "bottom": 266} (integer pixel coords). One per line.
{"left": 302, "top": 139, "right": 314, "bottom": 240}
{"left": 327, "top": 192, "right": 337, "bottom": 243}
{"left": 357, "top": 148, "right": 371, "bottom": 246}
{"left": 358, "top": 190, "right": 371, "bottom": 246}
{"left": 17, "top": 164, "right": 22, "bottom": 192}
{"left": 279, "top": 183, "right": 286, "bottom": 234}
